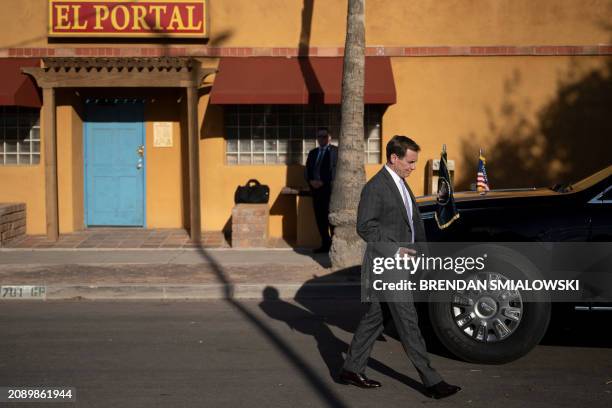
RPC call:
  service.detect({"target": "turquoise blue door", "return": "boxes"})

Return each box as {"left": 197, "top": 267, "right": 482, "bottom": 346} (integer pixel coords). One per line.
{"left": 84, "top": 102, "right": 145, "bottom": 226}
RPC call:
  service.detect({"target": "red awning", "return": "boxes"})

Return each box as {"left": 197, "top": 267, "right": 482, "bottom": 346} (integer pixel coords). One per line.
{"left": 0, "top": 58, "right": 42, "bottom": 108}
{"left": 210, "top": 57, "right": 396, "bottom": 105}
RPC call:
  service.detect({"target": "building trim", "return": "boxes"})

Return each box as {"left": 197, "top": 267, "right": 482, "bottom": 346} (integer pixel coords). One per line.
{"left": 1, "top": 45, "right": 612, "bottom": 59}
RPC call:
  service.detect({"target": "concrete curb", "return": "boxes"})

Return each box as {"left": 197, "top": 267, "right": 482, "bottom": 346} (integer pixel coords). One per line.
{"left": 0, "top": 283, "right": 361, "bottom": 301}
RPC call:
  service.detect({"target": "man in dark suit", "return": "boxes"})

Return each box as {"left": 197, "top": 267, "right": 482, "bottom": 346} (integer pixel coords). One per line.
{"left": 338, "top": 135, "right": 461, "bottom": 400}
{"left": 305, "top": 127, "right": 338, "bottom": 253}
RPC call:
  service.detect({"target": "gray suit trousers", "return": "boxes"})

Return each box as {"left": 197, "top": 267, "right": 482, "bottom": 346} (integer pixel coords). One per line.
{"left": 343, "top": 294, "right": 443, "bottom": 387}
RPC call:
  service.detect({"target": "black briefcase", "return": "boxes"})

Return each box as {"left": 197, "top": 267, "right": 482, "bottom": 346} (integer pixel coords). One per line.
{"left": 234, "top": 179, "right": 270, "bottom": 204}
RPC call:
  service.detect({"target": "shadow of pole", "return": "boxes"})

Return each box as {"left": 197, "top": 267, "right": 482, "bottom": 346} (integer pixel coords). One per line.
{"left": 260, "top": 286, "right": 428, "bottom": 395}
{"left": 195, "top": 246, "right": 350, "bottom": 408}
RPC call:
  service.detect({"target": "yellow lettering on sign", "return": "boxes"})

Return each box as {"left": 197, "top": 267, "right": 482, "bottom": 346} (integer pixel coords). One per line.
{"left": 50, "top": 1, "right": 207, "bottom": 36}
{"left": 72, "top": 5, "right": 88, "bottom": 29}
{"left": 185, "top": 6, "right": 203, "bottom": 30}
{"left": 167, "top": 6, "right": 186, "bottom": 30}
{"left": 132, "top": 5, "right": 150, "bottom": 30}
{"left": 55, "top": 5, "right": 71, "bottom": 29}
{"left": 149, "top": 5, "right": 167, "bottom": 30}
{"left": 110, "top": 5, "right": 130, "bottom": 30}
{"left": 93, "top": 5, "right": 110, "bottom": 30}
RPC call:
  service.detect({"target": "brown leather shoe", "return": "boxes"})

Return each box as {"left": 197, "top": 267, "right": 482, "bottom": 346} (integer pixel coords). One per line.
{"left": 425, "top": 381, "right": 461, "bottom": 399}
{"left": 337, "top": 369, "right": 382, "bottom": 389}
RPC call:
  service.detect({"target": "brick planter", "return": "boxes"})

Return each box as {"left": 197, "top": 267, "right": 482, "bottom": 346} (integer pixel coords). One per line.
{"left": 0, "top": 203, "right": 26, "bottom": 247}
{"left": 231, "top": 204, "right": 269, "bottom": 248}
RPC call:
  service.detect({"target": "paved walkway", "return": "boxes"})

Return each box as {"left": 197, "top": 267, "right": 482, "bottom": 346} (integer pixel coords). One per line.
{"left": 7, "top": 229, "right": 295, "bottom": 249}
{"left": 0, "top": 248, "right": 360, "bottom": 301}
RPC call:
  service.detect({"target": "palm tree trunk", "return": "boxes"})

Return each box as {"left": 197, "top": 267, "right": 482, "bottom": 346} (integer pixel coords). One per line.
{"left": 329, "top": 0, "right": 366, "bottom": 269}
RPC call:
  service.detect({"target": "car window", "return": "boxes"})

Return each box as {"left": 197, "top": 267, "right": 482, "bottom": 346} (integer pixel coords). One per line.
{"left": 601, "top": 187, "right": 612, "bottom": 201}
{"left": 589, "top": 185, "right": 612, "bottom": 204}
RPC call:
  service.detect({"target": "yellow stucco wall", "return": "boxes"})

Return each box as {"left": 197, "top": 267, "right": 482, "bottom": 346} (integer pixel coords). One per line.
{"left": 0, "top": 100, "right": 48, "bottom": 235}
{"left": 144, "top": 97, "right": 184, "bottom": 229}
{"left": 197, "top": 88, "right": 381, "bottom": 244}
{"left": 56, "top": 103, "right": 76, "bottom": 233}
{"left": 1, "top": 0, "right": 610, "bottom": 239}
{"left": 1, "top": 0, "right": 610, "bottom": 48}
{"left": 198, "top": 96, "right": 306, "bottom": 238}
{"left": 0, "top": 166, "right": 46, "bottom": 234}
{"left": 2, "top": 54, "right": 609, "bottom": 236}
{"left": 385, "top": 55, "right": 611, "bottom": 192}
{"left": 7, "top": 51, "right": 604, "bottom": 238}
{"left": 197, "top": 53, "right": 610, "bottom": 242}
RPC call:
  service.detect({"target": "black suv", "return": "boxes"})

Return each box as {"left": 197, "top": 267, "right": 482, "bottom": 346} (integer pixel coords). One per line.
{"left": 416, "top": 165, "right": 612, "bottom": 363}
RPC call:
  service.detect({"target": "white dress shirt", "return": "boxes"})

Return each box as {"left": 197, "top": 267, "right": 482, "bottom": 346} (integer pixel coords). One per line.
{"left": 384, "top": 164, "right": 415, "bottom": 243}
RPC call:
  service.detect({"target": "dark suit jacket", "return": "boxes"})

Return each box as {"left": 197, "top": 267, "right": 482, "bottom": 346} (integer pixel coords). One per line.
{"left": 357, "top": 167, "right": 428, "bottom": 300}
{"left": 305, "top": 144, "right": 338, "bottom": 185}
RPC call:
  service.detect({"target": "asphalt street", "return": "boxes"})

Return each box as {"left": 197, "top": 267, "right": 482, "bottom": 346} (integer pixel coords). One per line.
{"left": 1, "top": 300, "right": 611, "bottom": 408}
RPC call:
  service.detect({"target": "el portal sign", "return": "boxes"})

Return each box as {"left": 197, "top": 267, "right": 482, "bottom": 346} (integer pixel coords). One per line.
{"left": 48, "top": 0, "right": 208, "bottom": 38}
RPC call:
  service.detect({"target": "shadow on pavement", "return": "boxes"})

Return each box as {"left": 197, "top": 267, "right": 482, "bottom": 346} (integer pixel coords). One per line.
{"left": 540, "top": 305, "right": 612, "bottom": 348}
{"left": 259, "top": 287, "right": 346, "bottom": 378}
{"left": 195, "top": 245, "right": 610, "bottom": 403}
{"left": 293, "top": 267, "right": 459, "bottom": 362}
{"left": 292, "top": 248, "right": 332, "bottom": 268}
{"left": 195, "top": 246, "right": 350, "bottom": 408}
{"left": 259, "top": 286, "right": 427, "bottom": 395}
{"left": 291, "top": 271, "right": 612, "bottom": 360}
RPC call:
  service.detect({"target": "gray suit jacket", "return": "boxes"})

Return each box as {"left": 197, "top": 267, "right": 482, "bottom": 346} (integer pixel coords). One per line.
{"left": 357, "top": 167, "right": 428, "bottom": 300}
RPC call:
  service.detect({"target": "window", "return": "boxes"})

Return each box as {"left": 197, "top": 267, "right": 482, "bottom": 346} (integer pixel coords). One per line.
{"left": 598, "top": 186, "right": 612, "bottom": 202}
{"left": 0, "top": 107, "right": 40, "bottom": 165}
{"left": 224, "top": 105, "right": 382, "bottom": 165}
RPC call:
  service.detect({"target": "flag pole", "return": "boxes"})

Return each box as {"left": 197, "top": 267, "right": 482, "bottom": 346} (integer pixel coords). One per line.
{"left": 478, "top": 147, "right": 489, "bottom": 195}
{"left": 435, "top": 144, "right": 460, "bottom": 229}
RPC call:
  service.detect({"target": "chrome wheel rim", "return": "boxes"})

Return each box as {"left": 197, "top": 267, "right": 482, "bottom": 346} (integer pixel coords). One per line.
{"left": 451, "top": 272, "right": 523, "bottom": 343}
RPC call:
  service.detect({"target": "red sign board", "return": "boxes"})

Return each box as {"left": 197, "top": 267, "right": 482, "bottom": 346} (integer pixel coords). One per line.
{"left": 48, "top": 0, "right": 208, "bottom": 38}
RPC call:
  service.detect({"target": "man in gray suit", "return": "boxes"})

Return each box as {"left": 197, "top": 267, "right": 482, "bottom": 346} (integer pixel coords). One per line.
{"left": 338, "top": 135, "right": 461, "bottom": 399}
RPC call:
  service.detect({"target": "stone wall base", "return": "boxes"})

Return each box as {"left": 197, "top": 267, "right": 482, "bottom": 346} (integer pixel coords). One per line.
{"left": 0, "top": 203, "right": 26, "bottom": 247}
{"left": 231, "top": 204, "right": 269, "bottom": 248}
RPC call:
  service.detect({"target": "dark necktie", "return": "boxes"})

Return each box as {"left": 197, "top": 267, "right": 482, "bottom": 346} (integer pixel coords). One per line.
{"left": 313, "top": 146, "right": 327, "bottom": 180}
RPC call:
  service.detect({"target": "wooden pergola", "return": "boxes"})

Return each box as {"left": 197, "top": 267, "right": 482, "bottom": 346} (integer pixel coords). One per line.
{"left": 23, "top": 57, "right": 215, "bottom": 243}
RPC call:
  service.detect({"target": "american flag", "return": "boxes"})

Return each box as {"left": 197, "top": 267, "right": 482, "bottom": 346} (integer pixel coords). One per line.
{"left": 477, "top": 153, "right": 490, "bottom": 194}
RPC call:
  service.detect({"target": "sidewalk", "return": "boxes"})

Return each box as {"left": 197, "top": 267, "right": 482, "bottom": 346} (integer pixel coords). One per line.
{"left": 0, "top": 248, "right": 361, "bottom": 301}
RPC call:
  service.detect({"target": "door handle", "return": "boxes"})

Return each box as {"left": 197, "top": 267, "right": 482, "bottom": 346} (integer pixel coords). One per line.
{"left": 137, "top": 145, "right": 145, "bottom": 157}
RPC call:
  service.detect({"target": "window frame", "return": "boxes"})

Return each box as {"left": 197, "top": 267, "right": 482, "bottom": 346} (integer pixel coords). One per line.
{"left": 224, "top": 104, "right": 383, "bottom": 166}
{"left": 0, "top": 106, "right": 41, "bottom": 166}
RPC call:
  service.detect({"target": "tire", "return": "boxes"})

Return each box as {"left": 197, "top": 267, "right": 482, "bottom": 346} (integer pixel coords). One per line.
{"left": 427, "top": 244, "right": 552, "bottom": 364}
